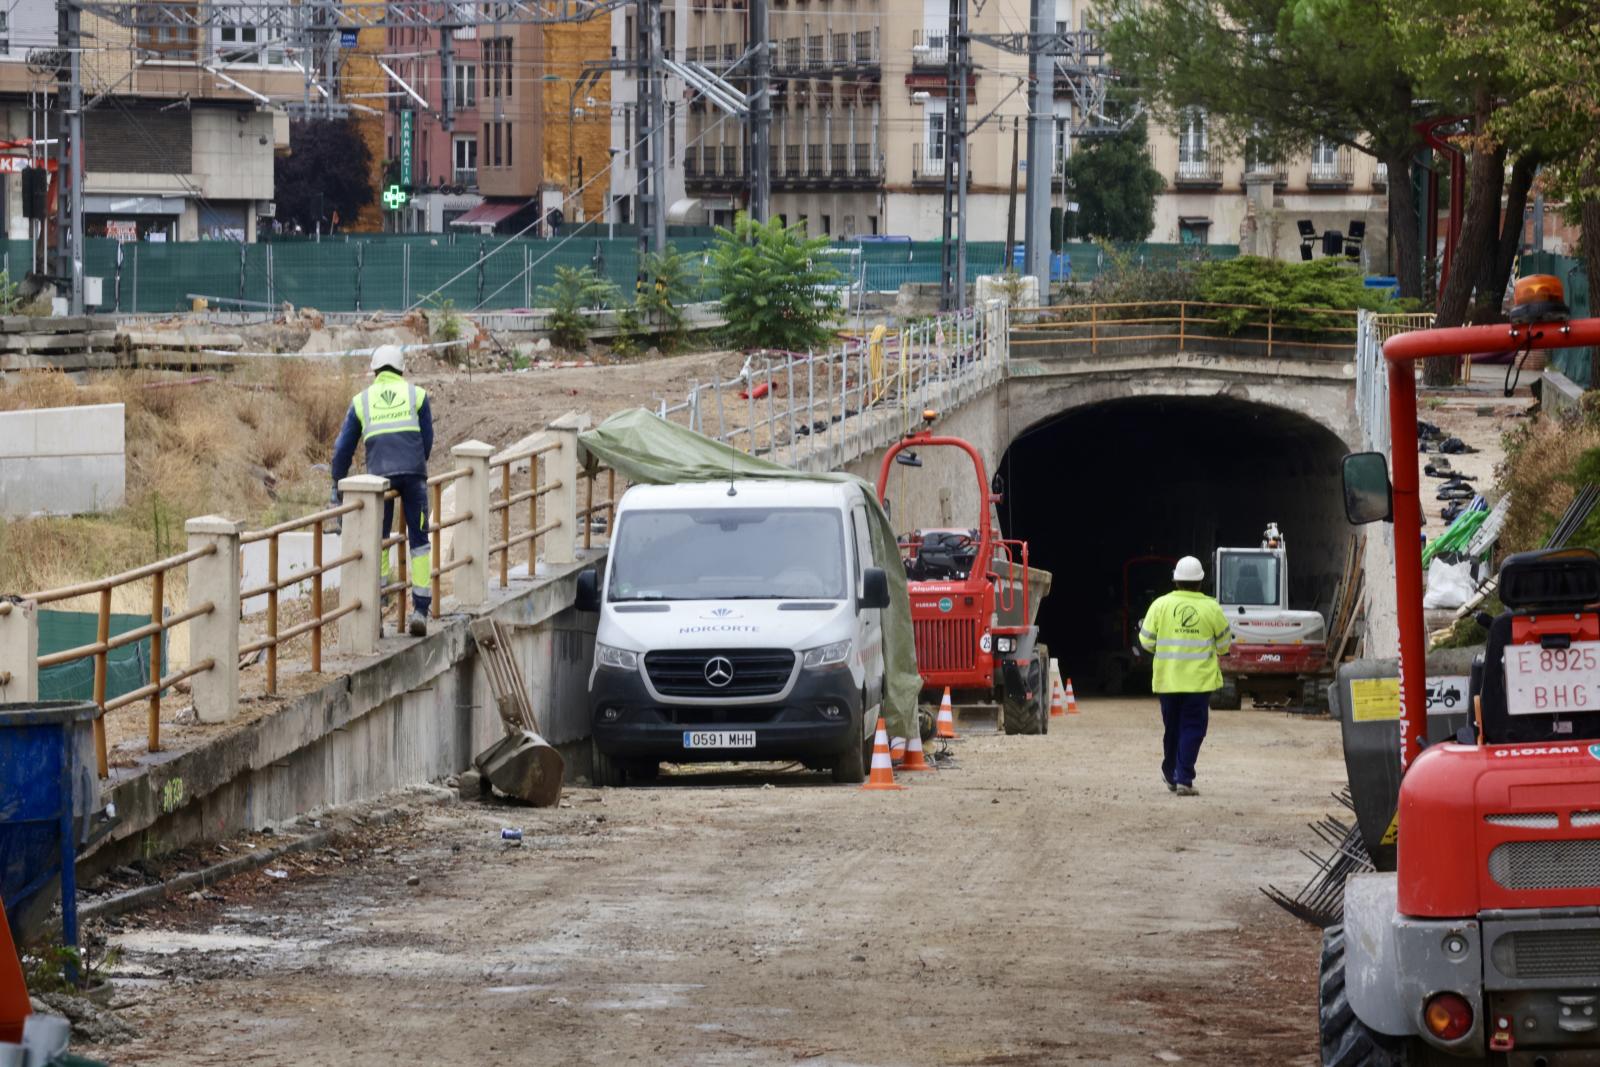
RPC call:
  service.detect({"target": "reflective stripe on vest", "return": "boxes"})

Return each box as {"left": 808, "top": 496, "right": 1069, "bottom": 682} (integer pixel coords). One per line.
{"left": 356, "top": 377, "right": 422, "bottom": 441}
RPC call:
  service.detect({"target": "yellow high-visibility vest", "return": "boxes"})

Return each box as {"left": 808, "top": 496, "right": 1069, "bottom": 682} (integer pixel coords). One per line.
{"left": 1139, "top": 590, "right": 1233, "bottom": 693}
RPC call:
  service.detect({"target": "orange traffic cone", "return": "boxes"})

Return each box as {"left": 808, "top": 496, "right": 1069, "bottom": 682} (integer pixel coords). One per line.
{"left": 1048, "top": 658, "right": 1066, "bottom": 718}
{"left": 1065, "top": 677, "right": 1080, "bottom": 715}
{"left": 862, "top": 716, "right": 905, "bottom": 790}
{"left": 890, "top": 735, "right": 907, "bottom": 768}
{"left": 934, "top": 687, "right": 959, "bottom": 739}
{"left": 900, "top": 728, "right": 936, "bottom": 772}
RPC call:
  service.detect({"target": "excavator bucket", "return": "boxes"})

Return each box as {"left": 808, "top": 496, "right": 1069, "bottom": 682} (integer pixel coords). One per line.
{"left": 475, "top": 730, "right": 565, "bottom": 808}
{"left": 468, "top": 619, "right": 566, "bottom": 807}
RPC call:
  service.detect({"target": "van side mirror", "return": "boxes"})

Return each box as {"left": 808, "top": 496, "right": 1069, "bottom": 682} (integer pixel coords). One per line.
{"left": 575, "top": 567, "right": 601, "bottom": 613}
{"left": 1341, "top": 452, "right": 1393, "bottom": 525}
{"left": 860, "top": 567, "right": 891, "bottom": 611}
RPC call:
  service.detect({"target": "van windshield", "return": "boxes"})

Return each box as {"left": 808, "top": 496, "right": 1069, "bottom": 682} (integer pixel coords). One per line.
{"left": 607, "top": 507, "right": 847, "bottom": 601}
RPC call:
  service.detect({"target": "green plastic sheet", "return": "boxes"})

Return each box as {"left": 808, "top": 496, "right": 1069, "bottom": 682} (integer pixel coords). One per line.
{"left": 578, "top": 408, "right": 921, "bottom": 740}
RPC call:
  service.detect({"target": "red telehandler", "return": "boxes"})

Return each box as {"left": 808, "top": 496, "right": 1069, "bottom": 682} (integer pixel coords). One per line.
{"left": 1323, "top": 274, "right": 1600, "bottom": 1065}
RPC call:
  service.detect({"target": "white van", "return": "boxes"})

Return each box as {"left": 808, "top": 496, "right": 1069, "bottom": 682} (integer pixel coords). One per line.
{"left": 574, "top": 479, "right": 892, "bottom": 785}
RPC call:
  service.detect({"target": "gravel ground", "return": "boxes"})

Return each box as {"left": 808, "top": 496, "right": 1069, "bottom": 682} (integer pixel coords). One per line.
{"left": 87, "top": 699, "right": 1341, "bottom": 1066}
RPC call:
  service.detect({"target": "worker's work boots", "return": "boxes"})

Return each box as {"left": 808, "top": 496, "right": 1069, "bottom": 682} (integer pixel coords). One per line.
{"left": 409, "top": 610, "right": 428, "bottom": 638}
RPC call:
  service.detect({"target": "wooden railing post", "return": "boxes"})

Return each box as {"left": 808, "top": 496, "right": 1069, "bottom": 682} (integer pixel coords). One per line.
{"left": 1267, "top": 307, "right": 1274, "bottom": 358}
{"left": 499, "top": 463, "right": 511, "bottom": 588}
{"left": 311, "top": 519, "right": 324, "bottom": 673}
{"left": 450, "top": 440, "right": 495, "bottom": 608}
{"left": 93, "top": 588, "right": 110, "bottom": 773}
{"left": 337, "top": 476, "right": 389, "bottom": 656}
{"left": 0, "top": 599, "right": 40, "bottom": 702}
{"left": 147, "top": 569, "right": 164, "bottom": 751}
{"left": 266, "top": 533, "right": 279, "bottom": 693}
{"left": 1178, "top": 302, "right": 1187, "bottom": 349}
{"left": 185, "top": 515, "right": 243, "bottom": 723}
{"left": 1090, "top": 303, "right": 1099, "bottom": 356}
{"left": 430, "top": 480, "right": 443, "bottom": 619}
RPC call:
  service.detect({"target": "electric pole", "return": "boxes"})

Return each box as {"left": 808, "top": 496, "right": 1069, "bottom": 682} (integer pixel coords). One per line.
{"left": 747, "top": 0, "right": 771, "bottom": 221}
{"left": 633, "top": 0, "right": 667, "bottom": 269}
{"left": 1023, "top": 0, "right": 1053, "bottom": 298}
{"left": 937, "top": 0, "right": 968, "bottom": 312}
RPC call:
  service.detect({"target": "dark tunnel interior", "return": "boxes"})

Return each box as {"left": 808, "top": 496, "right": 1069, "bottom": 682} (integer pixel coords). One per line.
{"left": 996, "top": 396, "right": 1352, "bottom": 694}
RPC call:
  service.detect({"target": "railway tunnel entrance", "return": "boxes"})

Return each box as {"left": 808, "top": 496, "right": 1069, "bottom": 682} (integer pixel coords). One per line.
{"left": 997, "top": 395, "right": 1352, "bottom": 694}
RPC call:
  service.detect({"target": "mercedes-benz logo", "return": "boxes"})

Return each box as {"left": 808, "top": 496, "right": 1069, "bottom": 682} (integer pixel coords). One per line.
{"left": 704, "top": 656, "right": 734, "bottom": 688}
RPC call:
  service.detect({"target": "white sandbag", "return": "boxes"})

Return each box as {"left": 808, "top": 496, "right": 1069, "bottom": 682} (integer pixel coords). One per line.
{"left": 1423, "top": 558, "right": 1476, "bottom": 610}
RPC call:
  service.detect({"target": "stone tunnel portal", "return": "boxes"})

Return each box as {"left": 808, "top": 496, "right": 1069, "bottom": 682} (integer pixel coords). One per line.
{"left": 997, "top": 395, "right": 1352, "bottom": 695}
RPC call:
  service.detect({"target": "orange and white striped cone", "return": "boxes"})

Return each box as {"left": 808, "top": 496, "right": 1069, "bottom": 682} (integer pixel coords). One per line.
{"left": 861, "top": 716, "right": 905, "bottom": 791}
{"left": 900, "top": 728, "right": 936, "bottom": 772}
{"left": 1065, "top": 677, "right": 1080, "bottom": 715}
{"left": 890, "top": 736, "right": 907, "bottom": 768}
{"left": 1048, "top": 658, "right": 1066, "bottom": 718}
{"left": 934, "top": 687, "right": 959, "bottom": 739}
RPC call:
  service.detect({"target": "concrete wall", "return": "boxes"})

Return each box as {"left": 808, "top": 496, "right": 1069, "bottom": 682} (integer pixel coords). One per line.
{"left": 89, "top": 558, "right": 601, "bottom": 875}
{"left": 0, "top": 402, "right": 125, "bottom": 518}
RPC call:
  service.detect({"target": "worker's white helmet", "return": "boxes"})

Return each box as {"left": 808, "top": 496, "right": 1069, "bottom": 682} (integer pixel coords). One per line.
{"left": 370, "top": 344, "right": 405, "bottom": 375}
{"left": 1173, "top": 556, "right": 1205, "bottom": 582}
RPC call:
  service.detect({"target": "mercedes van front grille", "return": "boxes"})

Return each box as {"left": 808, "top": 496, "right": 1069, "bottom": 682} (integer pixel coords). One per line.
{"left": 645, "top": 649, "right": 796, "bottom": 698}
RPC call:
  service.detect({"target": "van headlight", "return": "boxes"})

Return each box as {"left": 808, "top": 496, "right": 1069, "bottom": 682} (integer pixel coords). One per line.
{"left": 802, "top": 639, "right": 853, "bottom": 670}
{"left": 595, "top": 643, "right": 639, "bottom": 671}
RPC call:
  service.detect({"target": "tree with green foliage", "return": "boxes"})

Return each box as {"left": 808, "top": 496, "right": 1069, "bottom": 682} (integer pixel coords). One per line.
{"left": 541, "top": 266, "right": 619, "bottom": 351}
{"left": 1064, "top": 115, "right": 1165, "bottom": 243}
{"left": 707, "top": 214, "right": 841, "bottom": 352}
{"left": 631, "top": 248, "right": 700, "bottom": 353}
{"left": 1102, "top": 0, "right": 1430, "bottom": 299}
{"left": 1193, "top": 256, "right": 1403, "bottom": 331}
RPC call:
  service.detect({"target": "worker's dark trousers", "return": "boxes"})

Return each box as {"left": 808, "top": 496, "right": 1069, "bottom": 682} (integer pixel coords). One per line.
{"left": 1158, "top": 692, "right": 1210, "bottom": 787}
{"left": 381, "top": 473, "right": 431, "bottom": 617}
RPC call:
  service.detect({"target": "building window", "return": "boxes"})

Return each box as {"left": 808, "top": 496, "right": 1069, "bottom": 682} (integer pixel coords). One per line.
{"left": 925, "top": 102, "right": 946, "bottom": 165}
{"left": 504, "top": 123, "right": 512, "bottom": 167}
{"left": 820, "top": 214, "right": 831, "bottom": 235}
{"left": 484, "top": 38, "right": 513, "bottom": 98}
{"left": 1179, "top": 217, "right": 1210, "bottom": 246}
{"left": 1053, "top": 106, "right": 1071, "bottom": 176}
{"left": 453, "top": 63, "right": 476, "bottom": 109}
{"left": 453, "top": 135, "right": 478, "bottom": 186}
{"left": 0, "top": 11, "right": 12, "bottom": 54}
{"left": 1177, "top": 108, "right": 1208, "bottom": 178}
{"left": 667, "top": 101, "right": 676, "bottom": 163}
{"left": 868, "top": 214, "right": 878, "bottom": 235}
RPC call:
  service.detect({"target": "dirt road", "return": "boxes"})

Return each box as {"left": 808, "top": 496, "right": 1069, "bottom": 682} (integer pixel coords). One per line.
{"left": 93, "top": 700, "right": 1342, "bottom": 1066}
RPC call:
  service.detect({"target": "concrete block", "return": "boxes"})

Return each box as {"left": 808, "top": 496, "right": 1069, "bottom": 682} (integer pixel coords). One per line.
{"left": 0, "top": 409, "right": 37, "bottom": 458}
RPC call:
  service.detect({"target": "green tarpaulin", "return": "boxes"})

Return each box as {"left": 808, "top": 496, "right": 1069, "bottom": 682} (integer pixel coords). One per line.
{"left": 578, "top": 408, "right": 921, "bottom": 740}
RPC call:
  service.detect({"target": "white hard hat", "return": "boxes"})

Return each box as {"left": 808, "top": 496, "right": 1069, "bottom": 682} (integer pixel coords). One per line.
{"left": 1173, "top": 556, "right": 1205, "bottom": 582}
{"left": 370, "top": 344, "right": 405, "bottom": 375}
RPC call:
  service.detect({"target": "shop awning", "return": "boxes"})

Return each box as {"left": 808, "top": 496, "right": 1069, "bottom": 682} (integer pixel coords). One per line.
{"left": 448, "top": 199, "right": 531, "bottom": 228}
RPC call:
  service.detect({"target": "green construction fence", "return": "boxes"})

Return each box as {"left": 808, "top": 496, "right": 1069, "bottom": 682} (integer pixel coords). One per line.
{"left": 0, "top": 235, "right": 1240, "bottom": 316}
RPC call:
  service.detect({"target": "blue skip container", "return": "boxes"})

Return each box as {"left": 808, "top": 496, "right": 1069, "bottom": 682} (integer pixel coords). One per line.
{"left": 0, "top": 702, "right": 101, "bottom": 949}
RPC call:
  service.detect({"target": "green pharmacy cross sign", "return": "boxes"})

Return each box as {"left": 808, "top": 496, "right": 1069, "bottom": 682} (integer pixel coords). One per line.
{"left": 383, "top": 184, "right": 409, "bottom": 211}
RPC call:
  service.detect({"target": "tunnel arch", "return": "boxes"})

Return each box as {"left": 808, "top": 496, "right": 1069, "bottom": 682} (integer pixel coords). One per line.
{"left": 996, "top": 393, "right": 1352, "bottom": 694}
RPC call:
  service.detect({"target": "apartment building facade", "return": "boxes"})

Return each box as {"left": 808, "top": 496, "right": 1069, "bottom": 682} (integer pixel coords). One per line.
{"left": 608, "top": 0, "right": 1386, "bottom": 260}
{"left": 0, "top": 0, "right": 290, "bottom": 244}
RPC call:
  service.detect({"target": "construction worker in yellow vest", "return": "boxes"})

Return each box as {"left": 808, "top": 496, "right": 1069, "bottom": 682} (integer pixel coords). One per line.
{"left": 331, "top": 345, "right": 434, "bottom": 636}
{"left": 1138, "top": 556, "right": 1232, "bottom": 796}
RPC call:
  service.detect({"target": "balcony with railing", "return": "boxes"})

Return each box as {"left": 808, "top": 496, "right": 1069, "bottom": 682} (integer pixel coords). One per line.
{"left": 1308, "top": 146, "right": 1354, "bottom": 188}
{"left": 1174, "top": 154, "right": 1223, "bottom": 187}
{"left": 912, "top": 141, "right": 945, "bottom": 184}
{"left": 1241, "top": 152, "right": 1288, "bottom": 190}
{"left": 1372, "top": 161, "right": 1388, "bottom": 190}
{"left": 912, "top": 28, "right": 947, "bottom": 66}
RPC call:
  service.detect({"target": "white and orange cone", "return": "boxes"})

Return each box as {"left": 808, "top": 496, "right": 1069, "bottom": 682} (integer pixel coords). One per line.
{"left": 1048, "top": 658, "right": 1066, "bottom": 719}
{"left": 1065, "top": 677, "right": 1080, "bottom": 715}
{"left": 900, "top": 728, "right": 936, "bottom": 772}
{"left": 862, "top": 716, "right": 905, "bottom": 791}
{"left": 934, "top": 687, "right": 959, "bottom": 739}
